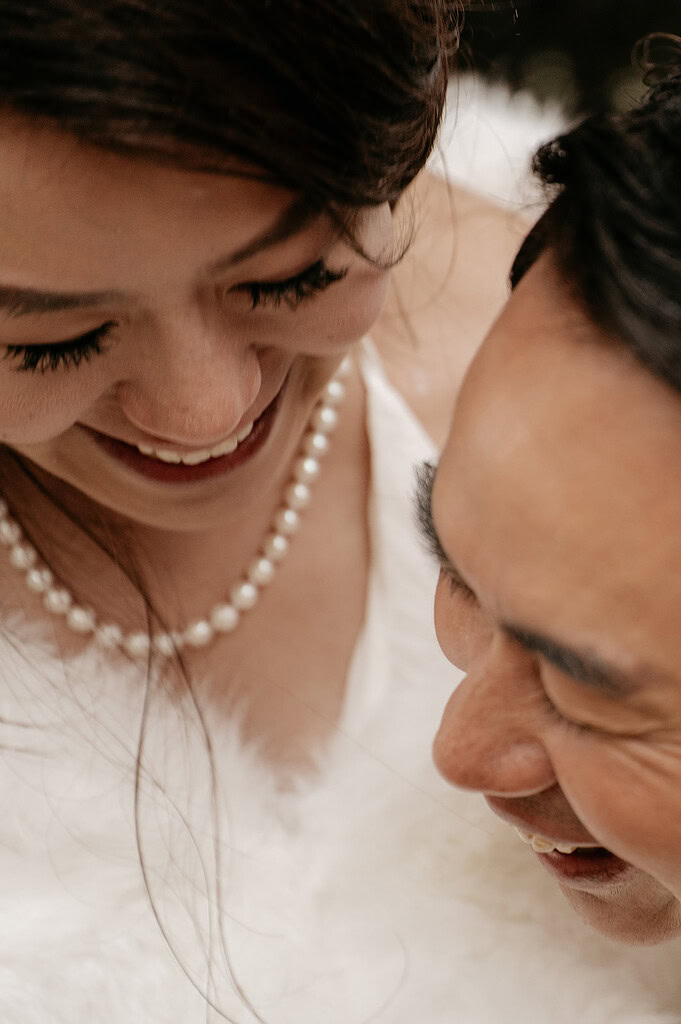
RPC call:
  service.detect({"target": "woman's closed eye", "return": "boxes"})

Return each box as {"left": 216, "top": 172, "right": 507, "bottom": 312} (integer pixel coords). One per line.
{"left": 235, "top": 258, "right": 349, "bottom": 310}
{"left": 0, "top": 259, "right": 349, "bottom": 375}
{"left": 3, "top": 321, "right": 116, "bottom": 374}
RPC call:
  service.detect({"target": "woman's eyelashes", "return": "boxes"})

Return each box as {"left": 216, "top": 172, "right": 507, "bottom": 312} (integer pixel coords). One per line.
{"left": 4, "top": 322, "right": 115, "bottom": 374}
{"left": 1, "top": 259, "right": 349, "bottom": 375}
{"left": 237, "top": 259, "right": 349, "bottom": 310}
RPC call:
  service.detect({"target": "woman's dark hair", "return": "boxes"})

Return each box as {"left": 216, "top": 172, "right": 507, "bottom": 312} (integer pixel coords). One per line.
{"left": 0, "top": 1, "right": 459, "bottom": 213}
{"left": 511, "top": 34, "right": 681, "bottom": 396}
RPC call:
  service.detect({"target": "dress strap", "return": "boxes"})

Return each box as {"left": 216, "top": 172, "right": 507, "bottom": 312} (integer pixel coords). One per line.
{"left": 340, "top": 339, "right": 440, "bottom": 732}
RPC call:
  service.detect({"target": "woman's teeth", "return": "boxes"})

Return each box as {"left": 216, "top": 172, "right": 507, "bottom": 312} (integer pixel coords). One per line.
{"left": 136, "top": 421, "right": 254, "bottom": 465}
{"left": 515, "top": 829, "right": 580, "bottom": 855}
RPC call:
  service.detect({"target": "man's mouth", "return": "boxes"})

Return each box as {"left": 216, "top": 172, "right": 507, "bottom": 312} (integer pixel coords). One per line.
{"left": 486, "top": 795, "right": 633, "bottom": 888}
{"left": 515, "top": 828, "right": 631, "bottom": 886}
{"left": 515, "top": 829, "right": 588, "bottom": 856}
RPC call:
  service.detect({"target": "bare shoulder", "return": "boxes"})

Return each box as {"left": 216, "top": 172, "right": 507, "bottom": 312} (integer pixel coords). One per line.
{"left": 370, "top": 171, "right": 533, "bottom": 447}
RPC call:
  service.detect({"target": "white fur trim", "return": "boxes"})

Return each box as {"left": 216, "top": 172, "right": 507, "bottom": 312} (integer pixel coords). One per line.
{"left": 430, "top": 75, "right": 570, "bottom": 209}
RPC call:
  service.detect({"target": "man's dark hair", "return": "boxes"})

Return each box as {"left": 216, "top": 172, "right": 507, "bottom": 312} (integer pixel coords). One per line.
{"left": 511, "top": 36, "right": 681, "bottom": 395}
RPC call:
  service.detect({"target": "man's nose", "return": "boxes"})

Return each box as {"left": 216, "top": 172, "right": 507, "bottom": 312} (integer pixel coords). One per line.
{"left": 433, "top": 633, "right": 556, "bottom": 797}
{"left": 116, "top": 318, "right": 262, "bottom": 447}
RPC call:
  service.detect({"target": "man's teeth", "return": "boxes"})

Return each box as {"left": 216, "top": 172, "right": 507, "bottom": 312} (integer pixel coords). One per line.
{"left": 136, "top": 421, "right": 254, "bottom": 465}
{"left": 515, "top": 829, "right": 580, "bottom": 855}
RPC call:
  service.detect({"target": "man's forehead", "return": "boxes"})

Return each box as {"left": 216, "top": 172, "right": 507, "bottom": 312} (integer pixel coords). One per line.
{"left": 435, "top": 255, "right": 681, "bottom": 678}
{"left": 451, "top": 255, "right": 681, "bottom": 468}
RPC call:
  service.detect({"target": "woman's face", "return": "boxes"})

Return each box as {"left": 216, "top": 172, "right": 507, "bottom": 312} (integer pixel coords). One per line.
{"left": 429, "top": 254, "right": 681, "bottom": 945}
{"left": 0, "top": 118, "right": 392, "bottom": 530}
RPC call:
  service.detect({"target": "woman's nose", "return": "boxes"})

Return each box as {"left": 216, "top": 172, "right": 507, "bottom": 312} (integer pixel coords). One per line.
{"left": 115, "top": 318, "right": 262, "bottom": 446}
{"left": 433, "top": 634, "right": 556, "bottom": 798}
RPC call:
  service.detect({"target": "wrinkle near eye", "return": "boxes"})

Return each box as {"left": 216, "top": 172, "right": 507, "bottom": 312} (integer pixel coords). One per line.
{"left": 504, "top": 625, "right": 636, "bottom": 698}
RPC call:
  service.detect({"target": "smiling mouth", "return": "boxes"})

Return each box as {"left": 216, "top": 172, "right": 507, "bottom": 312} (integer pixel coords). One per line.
{"left": 135, "top": 418, "right": 256, "bottom": 465}
{"left": 88, "top": 385, "right": 284, "bottom": 485}
{"left": 515, "top": 830, "right": 587, "bottom": 856}
{"left": 484, "top": 795, "right": 632, "bottom": 887}
{"left": 513, "top": 828, "right": 631, "bottom": 886}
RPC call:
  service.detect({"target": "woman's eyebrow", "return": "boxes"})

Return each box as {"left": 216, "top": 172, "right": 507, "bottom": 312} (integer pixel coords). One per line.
{"left": 0, "top": 286, "right": 127, "bottom": 317}
{"left": 203, "top": 198, "right": 318, "bottom": 276}
{"left": 0, "top": 199, "right": 319, "bottom": 319}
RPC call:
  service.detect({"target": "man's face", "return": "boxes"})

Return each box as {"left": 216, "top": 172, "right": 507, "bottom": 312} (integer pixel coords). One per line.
{"left": 429, "top": 253, "right": 681, "bottom": 944}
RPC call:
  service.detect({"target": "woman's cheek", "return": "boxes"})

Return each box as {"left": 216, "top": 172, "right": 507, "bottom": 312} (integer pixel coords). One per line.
{"left": 259, "top": 270, "right": 390, "bottom": 353}
{"left": 0, "top": 375, "right": 101, "bottom": 445}
{"left": 324, "top": 267, "right": 391, "bottom": 343}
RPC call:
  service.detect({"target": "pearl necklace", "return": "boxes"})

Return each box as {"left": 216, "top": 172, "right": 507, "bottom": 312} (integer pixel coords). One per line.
{"left": 0, "top": 358, "right": 350, "bottom": 660}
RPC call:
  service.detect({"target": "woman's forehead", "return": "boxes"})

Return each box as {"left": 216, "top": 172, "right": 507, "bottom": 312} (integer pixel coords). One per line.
{"left": 0, "top": 120, "right": 319, "bottom": 293}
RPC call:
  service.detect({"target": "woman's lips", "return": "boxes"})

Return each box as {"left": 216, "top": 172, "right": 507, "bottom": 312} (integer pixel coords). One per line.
{"left": 88, "top": 388, "right": 282, "bottom": 485}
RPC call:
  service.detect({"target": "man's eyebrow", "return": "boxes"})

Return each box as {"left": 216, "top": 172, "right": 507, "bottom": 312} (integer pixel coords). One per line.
{"left": 0, "top": 198, "right": 319, "bottom": 318}
{"left": 414, "top": 460, "right": 482, "bottom": 594}
{"left": 414, "top": 460, "right": 449, "bottom": 565}
{"left": 504, "top": 625, "right": 638, "bottom": 697}
{"left": 414, "top": 458, "right": 464, "bottom": 571}
{"left": 414, "top": 460, "right": 639, "bottom": 698}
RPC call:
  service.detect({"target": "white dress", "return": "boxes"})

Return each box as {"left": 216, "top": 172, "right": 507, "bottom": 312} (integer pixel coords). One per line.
{"left": 0, "top": 342, "right": 680, "bottom": 1024}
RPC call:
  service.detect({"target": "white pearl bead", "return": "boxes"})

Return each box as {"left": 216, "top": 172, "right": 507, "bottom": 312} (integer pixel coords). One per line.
{"left": 153, "top": 632, "right": 176, "bottom": 657}
{"left": 67, "top": 606, "right": 96, "bottom": 634}
{"left": 303, "top": 431, "right": 330, "bottom": 458}
{"left": 264, "top": 532, "right": 289, "bottom": 562}
{"left": 324, "top": 379, "right": 345, "bottom": 405}
{"left": 0, "top": 519, "right": 21, "bottom": 545}
{"left": 26, "top": 567, "right": 54, "bottom": 593}
{"left": 0, "top": 351, "right": 347, "bottom": 656}
{"left": 9, "top": 544, "right": 36, "bottom": 570}
{"left": 184, "top": 619, "right": 214, "bottom": 648}
{"left": 44, "top": 587, "right": 72, "bottom": 615}
{"left": 311, "top": 405, "right": 338, "bottom": 434}
{"left": 285, "top": 482, "right": 311, "bottom": 511}
{"left": 293, "top": 456, "right": 320, "bottom": 484}
{"left": 274, "top": 507, "right": 300, "bottom": 535}
{"left": 97, "top": 623, "right": 123, "bottom": 649}
{"left": 247, "top": 556, "right": 274, "bottom": 587}
{"left": 170, "top": 630, "right": 185, "bottom": 651}
{"left": 125, "top": 632, "right": 151, "bottom": 658}
{"left": 230, "top": 580, "right": 258, "bottom": 611}
{"left": 211, "top": 602, "right": 240, "bottom": 633}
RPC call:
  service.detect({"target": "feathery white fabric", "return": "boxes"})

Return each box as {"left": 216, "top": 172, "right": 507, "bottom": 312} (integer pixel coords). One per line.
{"left": 430, "top": 75, "right": 569, "bottom": 208}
